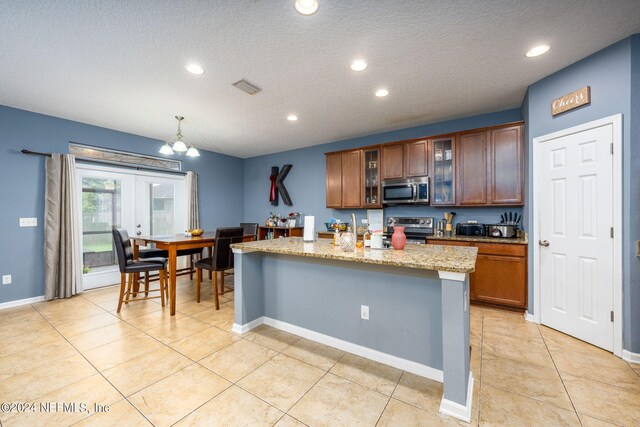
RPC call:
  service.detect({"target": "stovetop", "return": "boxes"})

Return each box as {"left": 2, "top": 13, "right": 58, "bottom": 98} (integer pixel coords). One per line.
{"left": 385, "top": 216, "right": 435, "bottom": 244}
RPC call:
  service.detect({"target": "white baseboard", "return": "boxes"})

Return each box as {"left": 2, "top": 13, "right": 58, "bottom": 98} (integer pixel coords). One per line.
{"left": 0, "top": 295, "right": 45, "bottom": 310}
{"left": 439, "top": 374, "right": 474, "bottom": 423}
{"left": 231, "top": 316, "right": 265, "bottom": 334}
{"left": 524, "top": 311, "right": 539, "bottom": 323}
{"left": 262, "top": 317, "right": 444, "bottom": 382}
{"left": 622, "top": 349, "right": 640, "bottom": 364}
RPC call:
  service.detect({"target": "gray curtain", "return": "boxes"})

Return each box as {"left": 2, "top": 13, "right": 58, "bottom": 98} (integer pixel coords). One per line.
{"left": 186, "top": 171, "right": 200, "bottom": 229}
{"left": 44, "top": 154, "right": 82, "bottom": 300}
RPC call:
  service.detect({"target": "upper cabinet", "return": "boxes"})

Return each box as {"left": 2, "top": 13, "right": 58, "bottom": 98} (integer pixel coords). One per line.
{"left": 405, "top": 140, "right": 429, "bottom": 177}
{"left": 431, "top": 136, "right": 456, "bottom": 205}
{"left": 381, "top": 144, "right": 404, "bottom": 179}
{"left": 325, "top": 150, "right": 362, "bottom": 209}
{"left": 325, "top": 122, "right": 524, "bottom": 209}
{"left": 490, "top": 125, "right": 524, "bottom": 205}
{"left": 456, "top": 131, "right": 488, "bottom": 205}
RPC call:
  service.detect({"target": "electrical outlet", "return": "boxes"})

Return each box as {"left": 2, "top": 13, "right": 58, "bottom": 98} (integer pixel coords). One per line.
{"left": 19, "top": 217, "right": 38, "bottom": 227}
{"left": 2, "top": 275, "right": 11, "bottom": 285}
{"left": 361, "top": 305, "right": 369, "bottom": 320}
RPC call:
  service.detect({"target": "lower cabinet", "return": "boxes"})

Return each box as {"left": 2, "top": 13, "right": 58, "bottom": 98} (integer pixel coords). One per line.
{"left": 427, "top": 239, "right": 527, "bottom": 309}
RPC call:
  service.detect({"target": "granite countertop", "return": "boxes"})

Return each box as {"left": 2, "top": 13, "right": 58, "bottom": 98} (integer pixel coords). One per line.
{"left": 427, "top": 233, "right": 528, "bottom": 245}
{"left": 231, "top": 237, "right": 478, "bottom": 273}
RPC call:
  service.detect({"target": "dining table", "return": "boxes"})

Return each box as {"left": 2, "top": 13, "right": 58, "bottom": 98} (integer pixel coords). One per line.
{"left": 132, "top": 232, "right": 254, "bottom": 315}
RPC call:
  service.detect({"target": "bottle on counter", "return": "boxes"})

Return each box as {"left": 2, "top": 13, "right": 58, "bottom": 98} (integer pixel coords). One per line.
{"left": 333, "top": 228, "right": 340, "bottom": 246}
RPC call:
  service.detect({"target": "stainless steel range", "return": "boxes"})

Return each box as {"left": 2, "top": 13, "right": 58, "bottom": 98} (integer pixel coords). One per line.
{"left": 385, "top": 216, "right": 434, "bottom": 244}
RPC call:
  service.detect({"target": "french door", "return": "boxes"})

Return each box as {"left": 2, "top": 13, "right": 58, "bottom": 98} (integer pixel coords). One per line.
{"left": 77, "top": 164, "right": 186, "bottom": 289}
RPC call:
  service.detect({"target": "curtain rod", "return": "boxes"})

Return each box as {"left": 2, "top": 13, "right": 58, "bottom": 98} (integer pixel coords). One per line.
{"left": 21, "top": 149, "right": 52, "bottom": 157}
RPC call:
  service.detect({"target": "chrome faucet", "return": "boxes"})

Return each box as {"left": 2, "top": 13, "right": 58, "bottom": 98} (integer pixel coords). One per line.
{"left": 351, "top": 213, "right": 357, "bottom": 243}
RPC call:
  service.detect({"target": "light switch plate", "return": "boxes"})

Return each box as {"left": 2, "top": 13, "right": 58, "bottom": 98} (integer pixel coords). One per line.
{"left": 19, "top": 217, "right": 37, "bottom": 227}
{"left": 2, "top": 275, "right": 11, "bottom": 285}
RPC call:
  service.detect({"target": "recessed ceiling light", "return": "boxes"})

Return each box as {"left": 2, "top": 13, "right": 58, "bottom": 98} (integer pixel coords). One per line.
{"left": 294, "top": 0, "right": 318, "bottom": 15}
{"left": 350, "top": 60, "right": 367, "bottom": 72}
{"left": 375, "top": 89, "right": 389, "bottom": 97}
{"left": 287, "top": 115, "right": 299, "bottom": 121}
{"left": 525, "top": 45, "right": 550, "bottom": 58}
{"left": 185, "top": 64, "right": 205, "bottom": 75}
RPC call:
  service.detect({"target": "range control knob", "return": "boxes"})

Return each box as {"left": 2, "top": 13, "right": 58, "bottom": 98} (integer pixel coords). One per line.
{"left": 419, "top": 219, "right": 425, "bottom": 224}
{"left": 387, "top": 218, "right": 393, "bottom": 224}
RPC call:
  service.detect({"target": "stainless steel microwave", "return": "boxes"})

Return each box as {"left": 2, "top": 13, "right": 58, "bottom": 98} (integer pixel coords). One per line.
{"left": 382, "top": 177, "right": 429, "bottom": 204}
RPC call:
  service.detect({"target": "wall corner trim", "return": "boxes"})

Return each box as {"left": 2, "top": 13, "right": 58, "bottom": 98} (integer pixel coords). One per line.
{"left": 524, "top": 311, "right": 539, "bottom": 323}
{"left": 622, "top": 350, "right": 640, "bottom": 364}
{"left": 0, "top": 295, "right": 45, "bottom": 310}
{"left": 231, "top": 317, "right": 265, "bottom": 334}
{"left": 439, "top": 374, "right": 474, "bottom": 423}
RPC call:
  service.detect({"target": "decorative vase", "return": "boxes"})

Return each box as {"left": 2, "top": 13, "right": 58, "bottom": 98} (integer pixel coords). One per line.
{"left": 392, "top": 226, "right": 406, "bottom": 250}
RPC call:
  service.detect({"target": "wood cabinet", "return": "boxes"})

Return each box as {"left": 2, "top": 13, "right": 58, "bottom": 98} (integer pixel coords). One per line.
{"left": 381, "top": 144, "right": 404, "bottom": 179}
{"left": 427, "top": 239, "right": 527, "bottom": 309}
{"left": 258, "top": 226, "right": 304, "bottom": 240}
{"left": 362, "top": 148, "right": 381, "bottom": 207}
{"left": 490, "top": 125, "right": 524, "bottom": 205}
{"left": 325, "top": 150, "right": 361, "bottom": 208}
{"left": 431, "top": 136, "right": 456, "bottom": 205}
{"left": 405, "top": 140, "right": 429, "bottom": 177}
{"left": 456, "top": 131, "right": 488, "bottom": 205}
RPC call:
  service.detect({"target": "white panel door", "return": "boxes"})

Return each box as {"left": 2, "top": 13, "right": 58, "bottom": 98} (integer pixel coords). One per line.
{"left": 538, "top": 124, "right": 614, "bottom": 351}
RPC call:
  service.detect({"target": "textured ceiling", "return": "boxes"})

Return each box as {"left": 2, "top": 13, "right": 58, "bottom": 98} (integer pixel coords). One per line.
{"left": 0, "top": 1, "right": 639, "bottom": 158}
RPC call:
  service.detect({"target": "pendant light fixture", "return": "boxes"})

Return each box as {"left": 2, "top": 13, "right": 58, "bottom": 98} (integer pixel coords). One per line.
{"left": 160, "top": 115, "right": 199, "bottom": 157}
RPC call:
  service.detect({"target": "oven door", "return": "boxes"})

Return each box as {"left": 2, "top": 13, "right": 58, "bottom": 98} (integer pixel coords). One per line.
{"left": 382, "top": 183, "right": 415, "bottom": 203}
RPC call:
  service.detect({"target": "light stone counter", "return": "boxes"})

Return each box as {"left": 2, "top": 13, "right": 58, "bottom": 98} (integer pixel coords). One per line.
{"left": 231, "top": 236, "right": 478, "bottom": 273}
{"left": 427, "top": 232, "right": 528, "bottom": 245}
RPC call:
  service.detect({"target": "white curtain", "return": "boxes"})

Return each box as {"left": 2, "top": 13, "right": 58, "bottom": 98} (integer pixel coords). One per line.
{"left": 186, "top": 171, "right": 200, "bottom": 229}
{"left": 44, "top": 154, "right": 82, "bottom": 299}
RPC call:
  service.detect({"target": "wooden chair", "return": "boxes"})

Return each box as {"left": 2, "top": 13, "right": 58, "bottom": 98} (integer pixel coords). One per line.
{"left": 194, "top": 227, "right": 244, "bottom": 309}
{"left": 112, "top": 228, "right": 168, "bottom": 313}
{"left": 240, "top": 222, "right": 259, "bottom": 241}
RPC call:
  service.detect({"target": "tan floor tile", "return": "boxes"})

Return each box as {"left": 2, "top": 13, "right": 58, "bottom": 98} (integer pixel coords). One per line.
{"left": 482, "top": 331, "right": 555, "bottom": 369}
{"left": 482, "top": 307, "right": 526, "bottom": 323}
{"left": 2, "top": 374, "right": 122, "bottom": 427}
{"left": 378, "top": 398, "right": 460, "bottom": 427}
{"left": 539, "top": 325, "right": 602, "bottom": 353}
{"left": 563, "top": 374, "right": 640, "bottom": 426}
{"left": 67, "top": 321, "right": 140, "bottom": 352}
{"left": 168, "top": 326, "right": 239, "bottom": 361}
{"left": 199, "top": 339, "right": 277, "bottom": 382}
{"left": 469, "top": 304, "right": 484, "bottom": 318}
{"left": 129, "top": 364, "right": 231, "bottom": 427}
{"left": 550, "top": 347, "right": 640, "bottom": 390}
{"left": 175, "top": 299, "right": 219, "bottom": 316}
{"left": 0, "top": 340, "right": 80, "bottom": 379}
{"left": 143, "top": 316, "right": 210, "bottom": 344}
{"left": 82, "top": 333, "right": 164, "bottom": 371}
{"left": 282, "top": 338, "right": 345, "bottom": 371}
{"left": 238, "top": 354, "right": 325, "bottom": 412}
{"left": 274, "top": 415, "right": 308, "bottom": 427}
{"left": 175, "top": 385, "right": 283, "bottom": 426}
{"left": 36, "top": 299, "right": 106, "bottom": 324}
{"left": 112, "top": 300, "right": 162, "bottom": 319}
{"left": 124, "top": 308, "right": 186, "bottom": 331}
{"left": 479, "top": 384, "right": 580, "bottom": 426}
{"left": 0, "top": 304, "right": 43, "bottom": 324}
{"left": 54, "top": 311, "right": 121, "bottom": 337}
{"left": 243, "top": 324, "right": 301, "bottom": 352}
{"left": 0, "top": 328, "right": 65, "bottom": 358}
{"left": 483, "top": 316, "right": 542, "bottom": 341}
{"left": 481, "top": 352, "right": 573, "bottom": 409}
{"left": 75, "top": 399, "right": 152, "bottom": 426}
{"left": 191, "top": 301, "right": 235, "bottom": 329}
{"left": 289, "top": 373, "right": 388, "bottom": 427}
{"left": 578, "top": 414, "right": 623, "bottom": 427}
{"left": 392, "top": 371, "right": 442, "bottom": 414}
{"left": 0, "top": 354, "right": 97, "bottom": 402}
{"left": 0, "top": 316, "right": 53, "bottom": 341}
{"left": 81, "top": 285, "right": 120, "bottom": 303}
{"left": 329, "top": 353, "right": 403, "bottom": 396}
{"left": 102, "top": 346, "right": 193, "bottom": 396}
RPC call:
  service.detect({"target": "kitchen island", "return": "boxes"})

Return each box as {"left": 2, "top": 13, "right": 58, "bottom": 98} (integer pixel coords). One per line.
{"left": 231, "top": 237, "right": 478, "bottom": 422}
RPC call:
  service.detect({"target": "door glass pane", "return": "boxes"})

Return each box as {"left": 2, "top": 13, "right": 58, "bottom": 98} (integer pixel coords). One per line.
{"left": 150, "top": 183, "right": 175, "bottom": 235}
{"left": 81, "top": 177, "right": 121, "bottom": 273}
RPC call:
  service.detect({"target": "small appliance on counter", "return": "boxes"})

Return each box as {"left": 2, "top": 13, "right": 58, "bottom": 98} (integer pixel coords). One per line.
{"left": 385, "top": 216, "right": 434, "bottom": 244}
{"left": 455, "top": 223, "right": 486, "bottom": 236}
{"left": 485, "top": 211, "right": 522, "bottom": 238}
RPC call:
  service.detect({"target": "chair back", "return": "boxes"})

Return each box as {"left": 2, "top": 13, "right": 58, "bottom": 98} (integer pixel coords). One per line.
{"left": 212, "top": 227, "right": 244, "bottom": 270}
{"left": 240, "top": 222, "right": 259, "bottom": 240}
{"left": 112, "top": 228, "right": 133, "bottom": 273}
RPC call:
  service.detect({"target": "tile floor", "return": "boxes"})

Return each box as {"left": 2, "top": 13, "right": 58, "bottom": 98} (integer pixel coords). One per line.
{"left": 0, "top": 276, "right": 638, "bottom": 426}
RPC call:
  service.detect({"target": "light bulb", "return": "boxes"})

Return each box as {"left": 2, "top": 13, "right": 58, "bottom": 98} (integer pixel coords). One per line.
{"left": 186, "top": 146, "right": 200, "bottom": 157}
{"left": 172, "top": 140, "right": 188, "bottom": 152}
{"left": 294, "top": 0, "right": 318, "bottom": 15}
{"left": 159, "top": 143, "right": 174, "bottom": 155}
{"left": 525, "top": 45, "right": 550, "bottom": 58}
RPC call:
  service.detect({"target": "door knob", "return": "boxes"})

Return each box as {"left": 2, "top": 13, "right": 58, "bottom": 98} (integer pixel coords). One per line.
{"left": 539, "top": 240, "right": 550, "bottom": 247}
{"left": 136, "top": 231, "right": 142, "bottom": 236}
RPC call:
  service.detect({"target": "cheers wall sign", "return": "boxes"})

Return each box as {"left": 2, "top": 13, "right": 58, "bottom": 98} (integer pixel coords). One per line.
{"left": 552, "top": 86, "right": 590, "bottom": 116}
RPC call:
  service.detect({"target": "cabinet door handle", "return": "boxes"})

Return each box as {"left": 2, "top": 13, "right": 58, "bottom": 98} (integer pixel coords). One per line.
{"left": 538, "top": 240, "right": 550, "bottom": 247}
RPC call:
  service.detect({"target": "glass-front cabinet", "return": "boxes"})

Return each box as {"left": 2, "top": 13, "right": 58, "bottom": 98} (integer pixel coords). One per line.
{"left": 363, "top": 148, "right": 381, "bottom": 207}
{"left": 432, "top": 137, "right": 455, "bottom": 205}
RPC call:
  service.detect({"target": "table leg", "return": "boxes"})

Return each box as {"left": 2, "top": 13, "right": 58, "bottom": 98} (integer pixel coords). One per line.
{"left": 169, "top": 246, "right": 177, "bottom": 316}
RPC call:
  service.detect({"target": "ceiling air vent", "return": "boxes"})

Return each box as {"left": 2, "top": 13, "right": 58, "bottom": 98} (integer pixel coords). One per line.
{"left": 232, "top": 79, "right": 262, "bottom": 95}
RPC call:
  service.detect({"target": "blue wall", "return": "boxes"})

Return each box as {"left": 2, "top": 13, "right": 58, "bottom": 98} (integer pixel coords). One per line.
{"left": 524, "top": 37, "right": 638, "bottom": 352}
{"left": 243, "top": 109, "right": 523, "bottom": 231}
{"left": 0, "top": 105, "right": 244, "bottom": 304}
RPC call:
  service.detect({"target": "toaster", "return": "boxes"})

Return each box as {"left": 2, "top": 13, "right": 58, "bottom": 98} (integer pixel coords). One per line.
{"left": 455, "top": 223, "right": 486, "bottom": 236}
